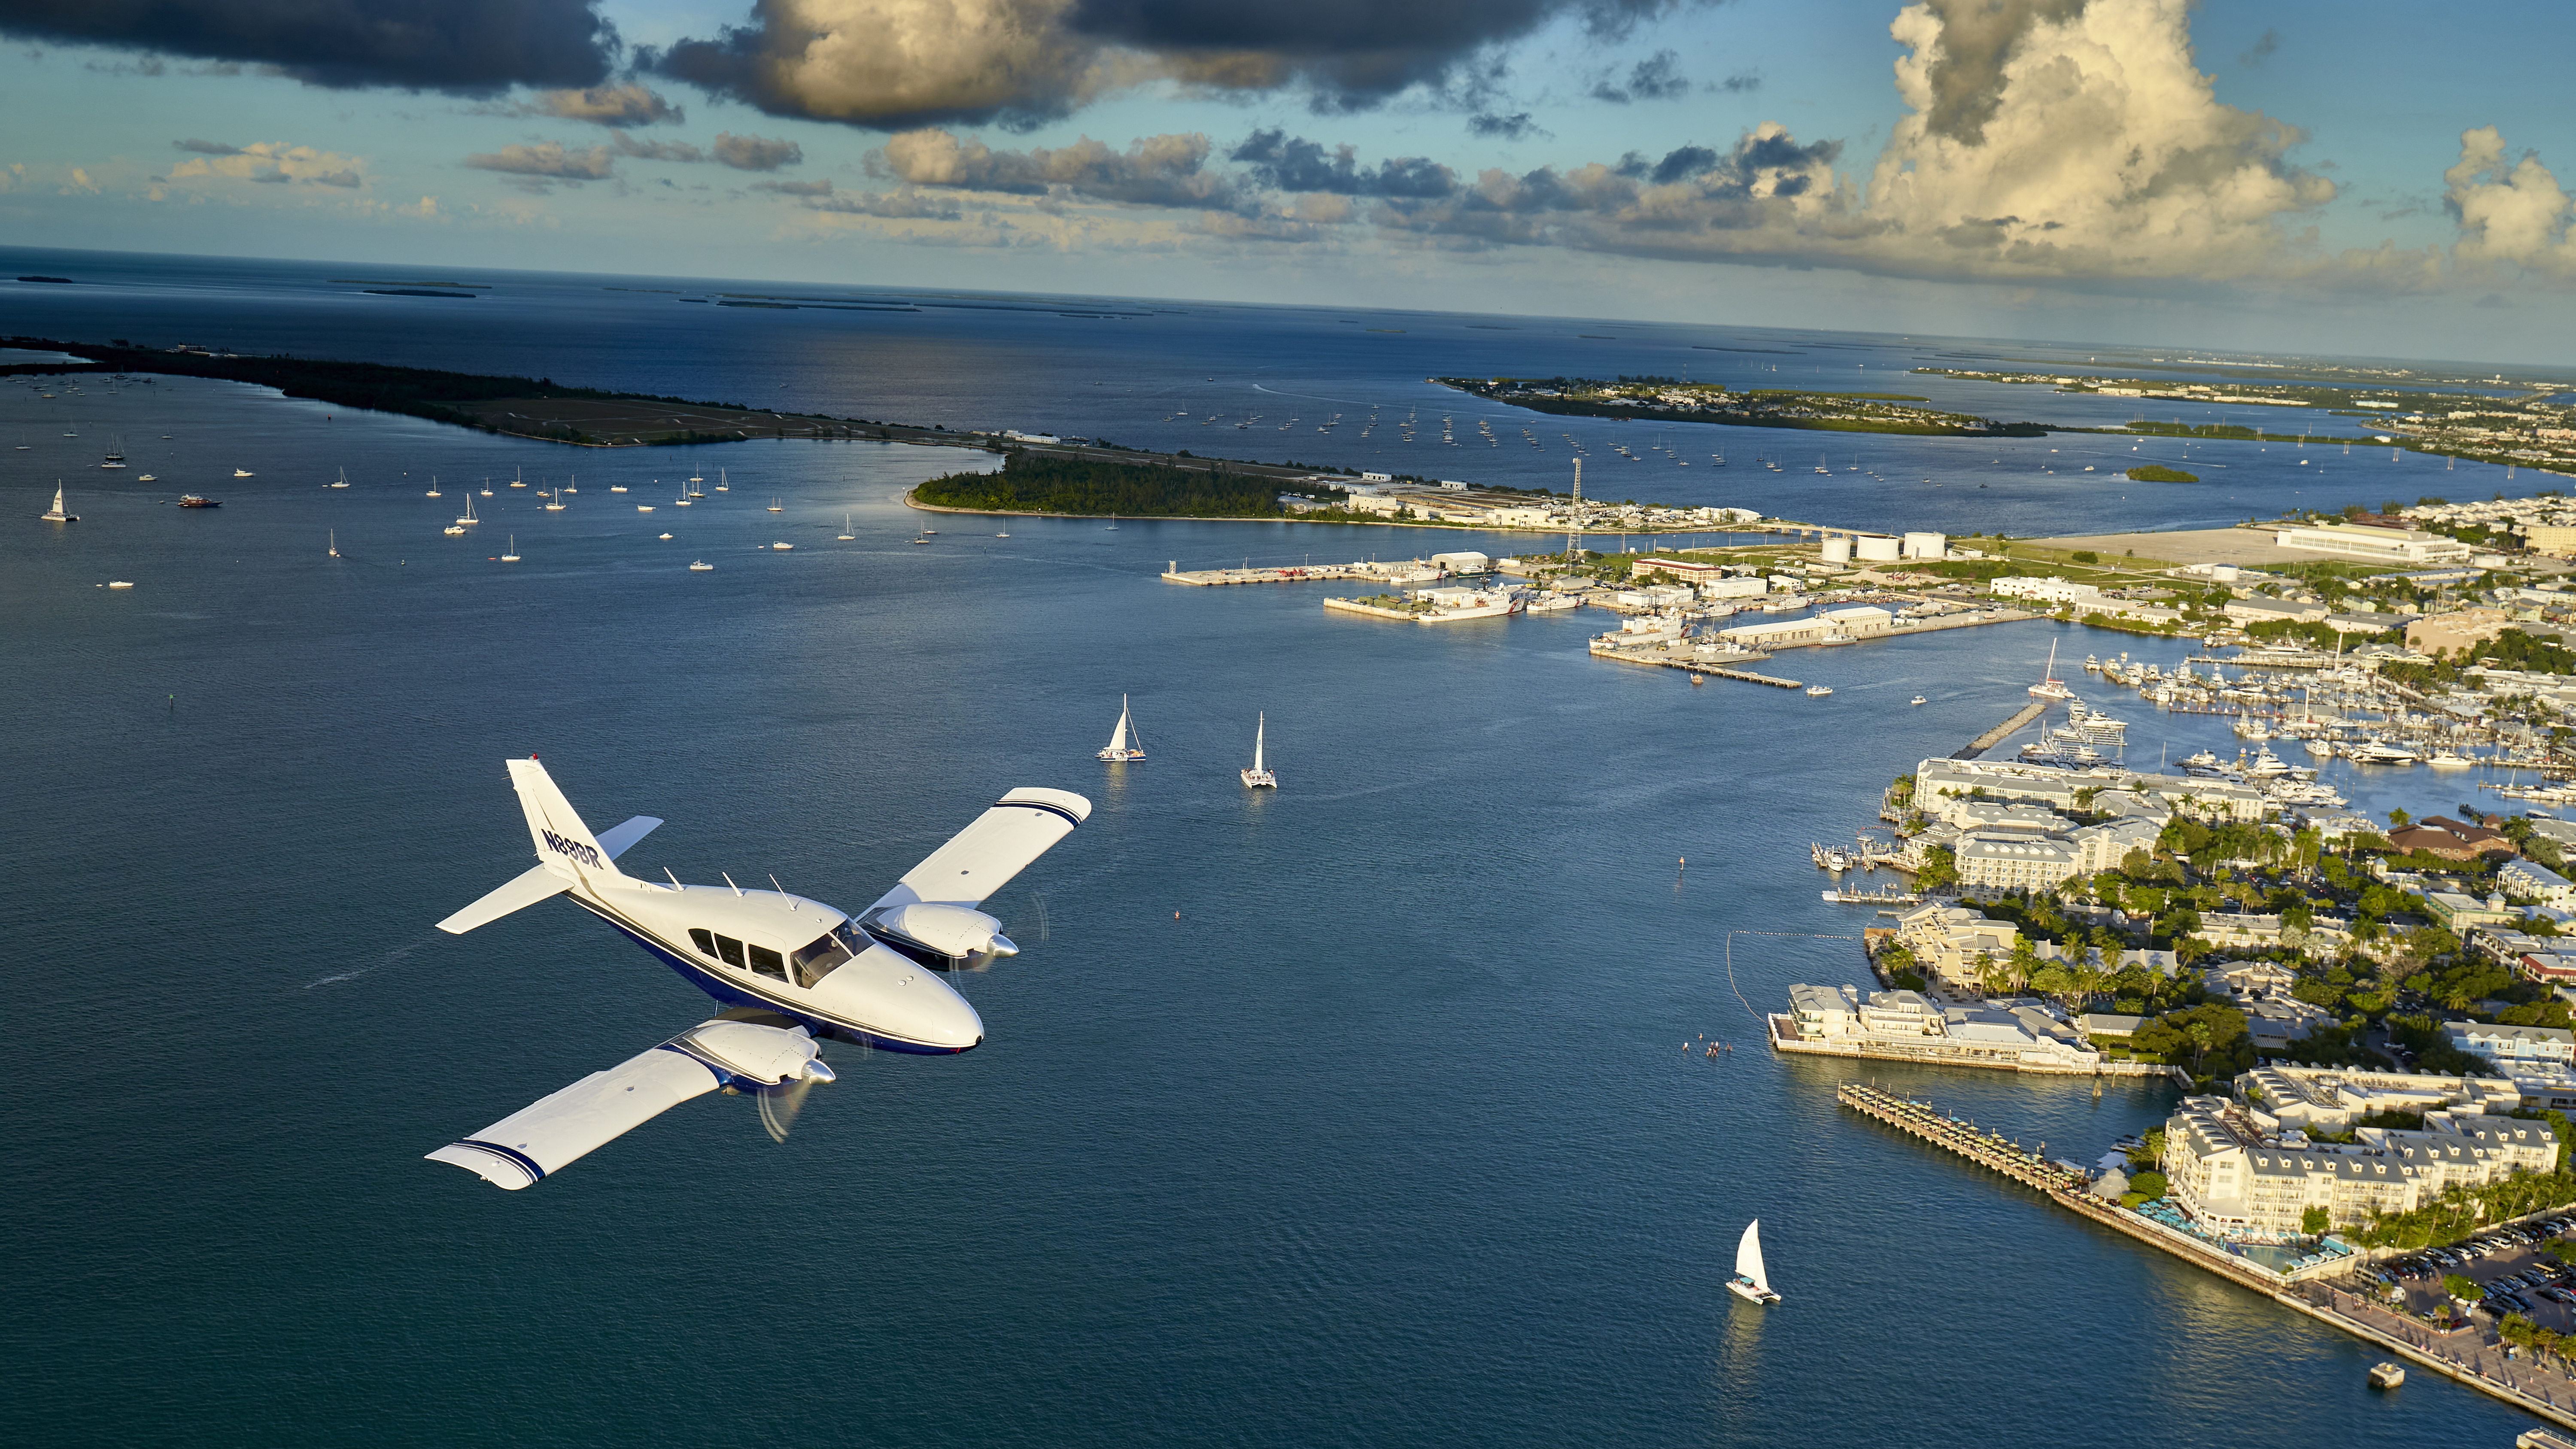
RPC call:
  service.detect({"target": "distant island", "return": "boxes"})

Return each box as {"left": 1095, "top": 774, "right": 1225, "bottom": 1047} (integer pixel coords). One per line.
{"left": 914, "top": 453, "right": 1344, "bottom": 519}
{"left": 1433, "top": 374, "right": 2049, "bottom": 438}
{"left": 2126, "top": 464, "right": 2199, "bottom": 482}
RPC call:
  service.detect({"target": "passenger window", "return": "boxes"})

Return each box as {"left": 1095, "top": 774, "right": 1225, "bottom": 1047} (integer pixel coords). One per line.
{"left": 747, "top": 944, "right": 787, "bottom": 981}
{"left": 690, "top": 928, "right": 717, "bottom": 957}
{"left": 715, "top": 934, "right": 745, "bottom": 969}
{"left": 791, "top": 930, "right": 854, "bottom": 987}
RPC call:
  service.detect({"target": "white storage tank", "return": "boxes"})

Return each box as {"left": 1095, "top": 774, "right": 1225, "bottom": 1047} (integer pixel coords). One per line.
{"left": 1854, "top": 534, "right": 1902, "bottom": 563}
{"left": 1903, "top": 532, "right": 1946, "bottom": 561}
{"left": 1821, "top": 536, "right": 1853, "bottom": 564}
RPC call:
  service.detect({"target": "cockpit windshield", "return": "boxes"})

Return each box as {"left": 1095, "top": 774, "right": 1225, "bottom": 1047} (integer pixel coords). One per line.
{"left": 790, "top": 924, "right": 860, "bottom": 987}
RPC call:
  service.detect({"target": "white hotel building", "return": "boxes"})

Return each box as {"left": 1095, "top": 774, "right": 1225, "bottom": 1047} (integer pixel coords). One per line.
{"left": 2160, "top": 1094, "right": 2556, "bottom": 1236}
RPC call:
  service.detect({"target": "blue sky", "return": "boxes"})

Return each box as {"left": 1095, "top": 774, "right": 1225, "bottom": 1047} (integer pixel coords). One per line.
{"left": 5, "top": 1, "right": 2576, "bottom": 362}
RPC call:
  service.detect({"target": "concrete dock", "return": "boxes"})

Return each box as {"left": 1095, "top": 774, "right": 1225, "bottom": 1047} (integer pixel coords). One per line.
{"left": 1954, "top": 700, "right": 2048, "bottom": 759}
{"left": 1588, "top": 642, "right": 1798, "bottom": 687}
{"left": 1164, "top": 560, "right": 1438, "bottom": 586}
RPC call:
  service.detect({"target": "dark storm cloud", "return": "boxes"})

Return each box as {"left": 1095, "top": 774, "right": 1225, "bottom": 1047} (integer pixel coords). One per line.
{"left": 173, "top": 137, "right": 240, "bottom": 155}
{"left": 712, "top": 132, "right": 803, "bottom": 171}
{"left": 0, "top": 0, "right": 620, "bottom": 93}
{"left": 650, "top": 0, "right": 1716, "bottom": 131}
{"left": 1230, "top": 129, "right": 1455, "bottom": 196}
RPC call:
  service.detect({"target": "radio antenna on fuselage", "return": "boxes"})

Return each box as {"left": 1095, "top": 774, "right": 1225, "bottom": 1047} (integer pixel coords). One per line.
{"left": 721, "top": 872, "right": 743, "bottom": 896}
{"left": 770, "top": 874, "right": 795, "bottom": 909}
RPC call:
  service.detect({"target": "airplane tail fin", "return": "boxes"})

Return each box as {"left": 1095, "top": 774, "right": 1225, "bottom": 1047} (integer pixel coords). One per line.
{"left": 508, "top": 756, "right": 628, "bottom": 884}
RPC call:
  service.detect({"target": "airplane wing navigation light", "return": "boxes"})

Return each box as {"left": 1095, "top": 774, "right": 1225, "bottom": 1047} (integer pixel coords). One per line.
{"left": 427, "top": 757, "right": 1090, "bottom": 1189}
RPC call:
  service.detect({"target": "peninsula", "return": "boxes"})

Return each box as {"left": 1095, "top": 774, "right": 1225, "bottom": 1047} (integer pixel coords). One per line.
{"left": 1433, "top": 374, "right": 2049, "bottom": 437}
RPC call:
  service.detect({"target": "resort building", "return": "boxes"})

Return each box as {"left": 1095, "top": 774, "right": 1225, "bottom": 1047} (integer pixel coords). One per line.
{"left": 2161, "top": 1094, "right": 2557, "bottom": 1235}
{"left": 1956, "top": 835, "right": 2082, "bottom": 893}
{"left": 2236, "top": 1065, "right": 2524, "bottom": 1133}
{"left": 2447, "top": 1022, "right": 2576, "bottom": 1069}
{"left": 1775, "top": 984, "right": 2100, "bottom": 1070}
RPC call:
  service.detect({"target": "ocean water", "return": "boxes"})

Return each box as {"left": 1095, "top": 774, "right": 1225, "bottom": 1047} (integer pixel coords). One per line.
{"left": 3, "top": 244, "right": 2549, "bottom": 549}
{"left": 0, "top": 249, "right": 2546, "bottom": 1447}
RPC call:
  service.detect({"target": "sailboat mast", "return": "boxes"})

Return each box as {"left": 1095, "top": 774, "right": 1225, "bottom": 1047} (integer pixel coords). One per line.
{"left": 1254, "top": 712, "right": 1265, "bottom": 772}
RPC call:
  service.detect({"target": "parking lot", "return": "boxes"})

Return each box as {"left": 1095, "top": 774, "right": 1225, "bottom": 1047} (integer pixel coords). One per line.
{"left": 2362, "top": 1215, "right": 2576, "bottom": 1333}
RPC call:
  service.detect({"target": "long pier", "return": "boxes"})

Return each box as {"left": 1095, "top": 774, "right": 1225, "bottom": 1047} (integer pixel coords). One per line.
{"left": 1835, "top": 1083, "right": 2090, "bottom": 1190}
{"left": 1953, "top": 700, "right": 2048, "bottom": 759}
{"left": 1587, "top": 644, "right": 1800, "bottom": 687}
{"left": 1837, "top": 1081, "right": 2576, "bottom": 1432}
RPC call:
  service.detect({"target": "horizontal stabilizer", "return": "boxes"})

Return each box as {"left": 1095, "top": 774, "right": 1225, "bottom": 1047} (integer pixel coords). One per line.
{"left": 426, "top": 1039, "right": 725, "bottom": 1189}
{"left": 436, "top": 864, "right": 568, "bottom": 936}
{"left": 596, "top": 814, "right": 662, "bottom": 860}
{"left": 870, "top": 787, "right": 1091, "bottom": 912}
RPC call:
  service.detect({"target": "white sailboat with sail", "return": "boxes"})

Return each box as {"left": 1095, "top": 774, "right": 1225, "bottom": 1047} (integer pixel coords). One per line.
{"left": 1098, "top": 695, "right": 1146, "bottom": 762}
{"left": 2028, "top": 639, "right": 2075, "bottom": 701}
{"left": 1726, "top": 1219, "right": 1782, "bottom": 1304}
{"left": 1241, "top": 712, "right": 1276, "bottom": 788}
{"left": 41, "top": 483, "right": 77, "bottom": 522}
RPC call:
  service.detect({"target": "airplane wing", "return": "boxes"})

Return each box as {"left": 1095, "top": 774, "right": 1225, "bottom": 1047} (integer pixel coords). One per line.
{"left": 867, "top": 788, "right": 1092, "bottom": 911}
{"left": 434, "top": 815, "right": 662, "bottom": 936}
{"left": 426, "top": 1044, "right": 722, "bottom": 1189}
{"left": 428, "top": 1016, "right": 828, "bottom": 1190}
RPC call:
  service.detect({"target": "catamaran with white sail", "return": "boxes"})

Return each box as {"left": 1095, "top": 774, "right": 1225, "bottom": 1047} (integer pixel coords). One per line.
{"left": 1098, "top": 696, "right": 1146, "bottom": 762}
{"left": 1726, "top": 1219, "right": 1782, "bottom": 1305}
{"left": 1241, "top": 712, "right": 1276, "bottom": 788}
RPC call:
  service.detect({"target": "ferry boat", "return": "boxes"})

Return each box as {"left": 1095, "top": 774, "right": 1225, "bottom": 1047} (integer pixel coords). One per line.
{"left": 177, "top": 494, "right": 219, "bottom": 507}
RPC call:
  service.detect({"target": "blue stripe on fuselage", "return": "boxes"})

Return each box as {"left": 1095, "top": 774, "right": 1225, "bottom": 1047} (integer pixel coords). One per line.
{"left": 601, "top": 915, "right": 972, "bottom": 1055}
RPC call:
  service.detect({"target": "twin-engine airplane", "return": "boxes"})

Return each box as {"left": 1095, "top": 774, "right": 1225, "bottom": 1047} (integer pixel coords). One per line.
{"left": 428, "top": 757, "right": 1090, "bottom": 1190}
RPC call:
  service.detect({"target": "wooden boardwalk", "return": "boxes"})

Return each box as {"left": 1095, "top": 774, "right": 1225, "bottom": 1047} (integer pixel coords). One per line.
{"left": 1835, "top": 1083, "right": 2090, "bottom": 1191}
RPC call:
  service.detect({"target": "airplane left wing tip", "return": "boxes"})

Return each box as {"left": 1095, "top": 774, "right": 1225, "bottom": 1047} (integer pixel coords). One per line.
{"left": 1000, "top": 787, "right": 1093, "bottom": 824}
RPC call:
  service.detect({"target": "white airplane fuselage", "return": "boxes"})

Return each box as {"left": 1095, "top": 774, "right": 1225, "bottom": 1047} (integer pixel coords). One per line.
{"left": 571, "top": 877, "right": 982, "bottom": 1054}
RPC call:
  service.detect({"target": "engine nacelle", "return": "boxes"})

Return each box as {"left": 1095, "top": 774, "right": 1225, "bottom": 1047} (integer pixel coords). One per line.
{"left": 864, "top": 903, "right": 1018, "bottom": 968}
{"left": 670, "top": 1019, "right": 826, "bottom": 1088}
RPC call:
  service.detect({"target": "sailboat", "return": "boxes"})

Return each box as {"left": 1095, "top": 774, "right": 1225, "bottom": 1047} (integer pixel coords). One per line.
{"left": 688, "top": 477, "right": 705, "bottom": 499}
{"left": 328, "top": 530, "right": 340, "bottom": 558}
{"left": 544, "top": 489, "right": 565, "bottom": 511}
{"left": 1098, "top": 696, "right": 1146, "bottom": 762}
{"left": 675, "top": 481, "right": 693, "bottom": 507}
{"left": 563, "top": 474, "right": 577, "bottom": 493}
{"left": 1241, "top": 712, "right": 1277, "bottom": 788}
{"left": 455, "top": 495, "right": 478, "bottom": 526}
{"left": 501, "top": 535, "right": 520, "bottom": 562}
{"left": 100, "top": 438, "right": 126, "bottom": 468}
{"left": 330, "top": 467, "right": 350, "bottom": 489}
{"left": 838, "top": 513, "right": 855, "bottom": 541}
{"left": 767, "top": 496, "right": 784, "bottom": 513}
{"left": 40, "top": 483, "right": 77, "bottom": 522}
{"left": 1726, "top": 1219, "right": 1782, "bottom": 1305}
{"left": 716, "top": 469, "right": 729, "bottom": 492}
{"left": 426, "top": 475, "right": 442, "bottom": 498}
{"left": 480, "top": 479, "right": 494, "bottom": 496}
{"left": 2029, "top": 639, "right": 2075, "bottom": 700}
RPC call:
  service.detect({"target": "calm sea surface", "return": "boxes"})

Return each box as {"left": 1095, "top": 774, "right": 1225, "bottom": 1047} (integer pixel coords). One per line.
{"left": 0, "top": 249, "right": 2549, "bottom": 1447}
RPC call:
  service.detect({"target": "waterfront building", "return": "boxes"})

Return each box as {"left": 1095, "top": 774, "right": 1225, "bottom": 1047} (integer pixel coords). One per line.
{"left": 2448, "top": 1022, "right": 2576, "bottom": 1069}
{"left": 1716, "top": 605, "right": 1896, "bottom": 648}
{"left": 2225, "top": 597, "right": 2333, "bottom": 626}
{"left": 1944, "top": 800, "right": 2072, "bottom": 835}
{"left": 1777, "top": 983, "right": 2100, "bottom": 1069}
{"left": 2238, "top": 1065, "right": 2524, "bottom": 1133}
{"left": 2271, "top": 522, "right": 2473, "bottom": 565}
{"left": 2070, "top": 817, "right": 2161, "bottom": 872}
{"left": 2162, "top": 1094, "right": 2556, "bottom": 1234}
{"left": 1892, "top": 902, "right": 2021, "bottom": 987}
{"left": 1956, "top": 835, "right": 2081, "bottom": 893}
{"left": 1992, "top": 575, "right": 2104, "bottom": 606}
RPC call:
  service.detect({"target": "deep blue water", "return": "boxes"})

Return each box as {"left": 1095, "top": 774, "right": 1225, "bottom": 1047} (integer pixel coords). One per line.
{"left": 0, "top": 248, "right": 2549, "bottom": 1447}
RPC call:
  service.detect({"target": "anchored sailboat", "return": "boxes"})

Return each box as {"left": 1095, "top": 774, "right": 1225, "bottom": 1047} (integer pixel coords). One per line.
{"left": 40, "top": 483, "right": 77, "bottom": 522}
{"left": 1241, "top": 712, "right": 1277, "bottom": 788}
{"left": 2029, "top": 639, "right": 2075, "bottom": 701}
{"left": 1726, "top": 1219, "right": 1782, "bottom": 1305}
{"left": 1098, "top": 695, "right": 1146, "bottom": 762}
